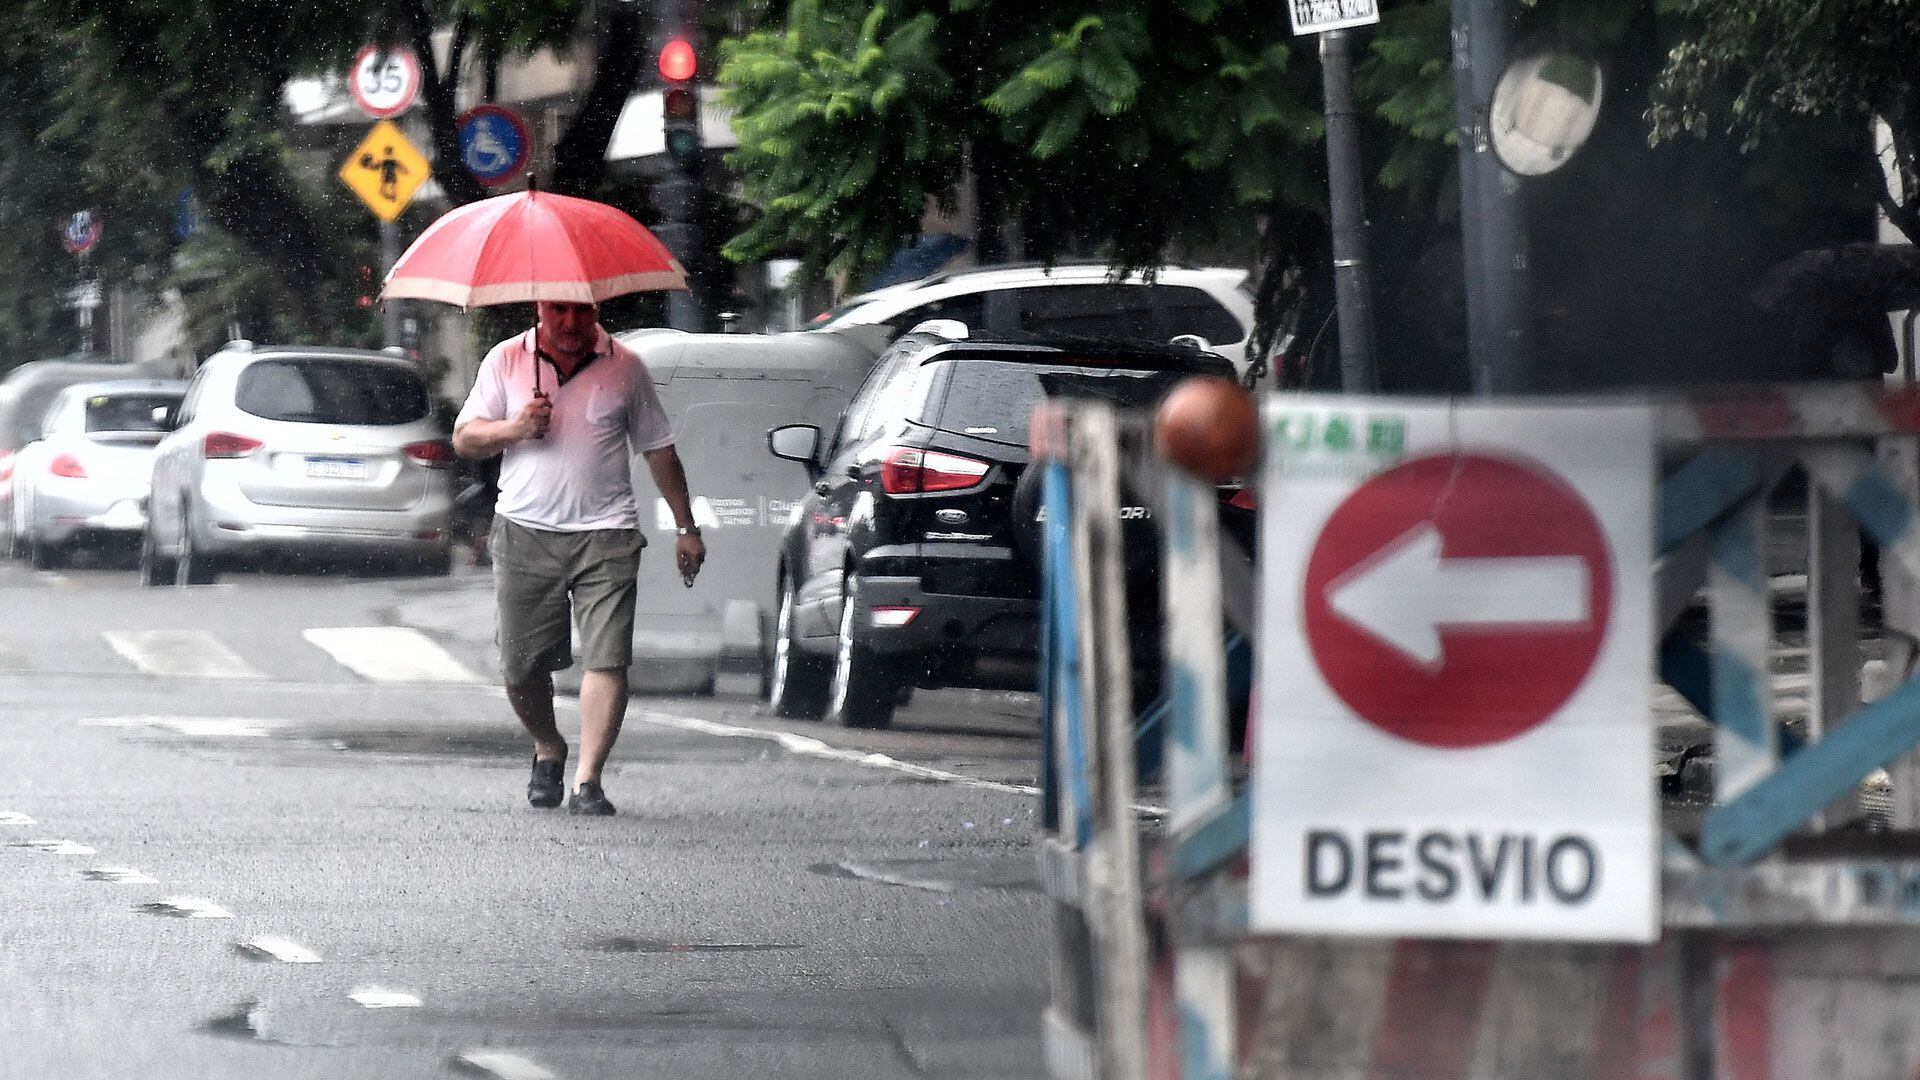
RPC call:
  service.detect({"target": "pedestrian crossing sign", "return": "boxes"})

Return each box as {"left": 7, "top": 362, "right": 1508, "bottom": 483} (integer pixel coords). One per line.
{"left": 339, "top": 119, "right": 430, "bottom": 221}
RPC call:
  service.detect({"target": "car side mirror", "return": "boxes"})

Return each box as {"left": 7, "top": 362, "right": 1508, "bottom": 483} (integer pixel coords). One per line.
{"left": 767, "top": 424, "right": 822, "bottom": 478}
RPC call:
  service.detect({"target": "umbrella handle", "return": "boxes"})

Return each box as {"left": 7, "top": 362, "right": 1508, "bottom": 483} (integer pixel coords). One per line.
{"left": 531, "top": 338, "right": 547, "bottom": 439}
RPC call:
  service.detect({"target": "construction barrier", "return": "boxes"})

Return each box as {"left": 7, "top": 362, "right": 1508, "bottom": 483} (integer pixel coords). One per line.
{"left": 1037, "top": 383, "right": 1920, "bottom": 1080}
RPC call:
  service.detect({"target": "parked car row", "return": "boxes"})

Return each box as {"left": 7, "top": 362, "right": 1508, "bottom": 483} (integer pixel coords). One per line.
{"left": 0, "top": 344, "right": 455, "bottom": 581}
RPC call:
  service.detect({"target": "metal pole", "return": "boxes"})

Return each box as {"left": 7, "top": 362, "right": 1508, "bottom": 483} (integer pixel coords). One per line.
{"left": 380, "top": 219, "right": 403, "bottom": 348}
{"left": 1449, "top": 0, "right": 1533, "bottom": 393}
{"left": 1319, "top": 29, "right": 1380, "bottom": 393}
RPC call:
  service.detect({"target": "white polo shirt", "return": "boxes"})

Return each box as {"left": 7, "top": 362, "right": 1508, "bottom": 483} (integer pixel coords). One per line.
{"left": 456, "top": 327, "right": 675, "bottom": 531}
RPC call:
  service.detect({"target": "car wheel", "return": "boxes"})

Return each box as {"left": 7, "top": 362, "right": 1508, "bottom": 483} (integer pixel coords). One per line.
{"left": 822, "top": 572, "right": 901, "bottom": 730}
{"left": 138, "top": 525, "right": 174, "bottom": 587}
{"left": 767, "top": 578, "right": 830, "bottom": 720}
{"left": 0, "top": 498, "right": 16, "bottom": 560}
{"left": 176, "top": 509, "right": 219, "bottom": 585}
{"left": 26, "top": 527, "right": 61, "bottom": 571}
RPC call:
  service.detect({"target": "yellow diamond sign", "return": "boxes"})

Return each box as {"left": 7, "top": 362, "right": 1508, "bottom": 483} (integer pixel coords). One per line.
{"left": 339, "top": 120, "right": 430, "bottom": 221}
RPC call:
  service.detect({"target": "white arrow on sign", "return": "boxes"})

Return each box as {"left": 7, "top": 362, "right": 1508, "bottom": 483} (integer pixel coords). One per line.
{"left": 1327, "top": 523, "right": 1590, "bottom": 666}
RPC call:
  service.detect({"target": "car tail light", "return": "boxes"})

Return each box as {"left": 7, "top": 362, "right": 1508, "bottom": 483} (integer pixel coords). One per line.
{"left": 1227, "top": 488, "right": 1256, "bottom": 510}
{"left": 870, "top": 606, "right": 919, "bottom": 627}
{"left": 202, "top": 431, "right": 264, "bottom": 458}
{"left": 880, "top": 447, "right": 989, "bottom": 494}
{"left": 49, "top": 453, "right": 87, "bottom": 479}
{"left": 0, "top": 450, "right": 15, "bottom": 483}
{"left": 403, "top": 439, "right": 456, "bottom": 469}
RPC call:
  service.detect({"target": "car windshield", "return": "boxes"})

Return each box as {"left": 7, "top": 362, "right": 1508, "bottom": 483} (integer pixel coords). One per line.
{"left": 236, "top": 358, "right": 429, "bottom": 426}
{"left": 929, "top": 359, "right": 1200, "bottom": 447}
{"left": 84, "top": 393, "right": 179, "bottom": 433}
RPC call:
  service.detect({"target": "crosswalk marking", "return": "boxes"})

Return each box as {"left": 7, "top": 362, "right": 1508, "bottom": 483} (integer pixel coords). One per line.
{"left": 302, "top": 626, "right": 480, "bottom": 684}
{"left": 102, "top": 630, "right": 263, "bottom": 679}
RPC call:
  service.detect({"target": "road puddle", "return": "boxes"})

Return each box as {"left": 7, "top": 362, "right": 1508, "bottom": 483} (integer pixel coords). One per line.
{"left": 589, "top": 936, "right": 799, "bottom": 954}
{"left": 201, "top": 1000, "right": 268, "bottom": 1041}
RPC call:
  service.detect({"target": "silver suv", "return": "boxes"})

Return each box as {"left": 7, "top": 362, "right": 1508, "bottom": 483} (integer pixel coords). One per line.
{"left": 815, "top": 263, "right": 1257, "bottom": 373}
{"left": 143, "top": 344, "right": 455, "bottom": 584}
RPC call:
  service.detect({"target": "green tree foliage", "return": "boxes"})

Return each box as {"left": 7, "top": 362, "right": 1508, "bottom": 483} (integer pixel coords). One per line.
{"left": 720, "top": 0, "right": 1465, "bottom": 366}
{"left": 1649, "top": 0, "right": 1920, "bottom": 241}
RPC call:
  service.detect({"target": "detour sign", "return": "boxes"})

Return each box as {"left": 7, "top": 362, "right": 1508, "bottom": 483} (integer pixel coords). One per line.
{"left": 1251, "top": 398, "right": 1658, "bottom": 943}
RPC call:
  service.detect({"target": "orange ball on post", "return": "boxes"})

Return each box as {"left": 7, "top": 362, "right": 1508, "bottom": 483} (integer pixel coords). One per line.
{"left": 1153, "top": 376, "right": 1260, "bottom": 482}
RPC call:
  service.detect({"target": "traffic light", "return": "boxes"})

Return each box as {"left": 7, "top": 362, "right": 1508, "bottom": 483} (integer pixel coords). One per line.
{"left": 658, "top": 36, "right": 701, "bottom": 168}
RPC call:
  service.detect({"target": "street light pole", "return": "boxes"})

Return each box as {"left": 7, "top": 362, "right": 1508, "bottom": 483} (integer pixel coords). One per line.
{"left": 1449, "top": 0, "right": 1533, "bottom": 394}
{"left": 1320, "top": 28, "right": 1380, "bottom": 393}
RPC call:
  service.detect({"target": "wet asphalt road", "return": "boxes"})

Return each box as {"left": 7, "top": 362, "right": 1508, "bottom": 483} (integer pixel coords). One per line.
{"left": 0, "top": 553, "right": 1049, "bottom": 1079}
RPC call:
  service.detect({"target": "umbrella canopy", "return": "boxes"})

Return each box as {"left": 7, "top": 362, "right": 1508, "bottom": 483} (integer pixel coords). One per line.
{"left": 381, "top": 186, "right": 687, "bottom": 308}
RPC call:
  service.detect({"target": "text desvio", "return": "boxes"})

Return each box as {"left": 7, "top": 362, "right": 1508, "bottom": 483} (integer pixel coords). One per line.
{"left": 1304, "top": 828, "right": 1600, "bottom": 905}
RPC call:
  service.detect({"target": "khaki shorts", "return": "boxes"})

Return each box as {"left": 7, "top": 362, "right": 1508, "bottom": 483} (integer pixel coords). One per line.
{"left": 490, "top": 517, "right": 645, "bottom": 685}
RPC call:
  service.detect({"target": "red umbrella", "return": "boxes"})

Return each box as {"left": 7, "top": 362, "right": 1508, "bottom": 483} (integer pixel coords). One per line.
{"left": 381, "top": 183, "right": 687, "bottom": 308}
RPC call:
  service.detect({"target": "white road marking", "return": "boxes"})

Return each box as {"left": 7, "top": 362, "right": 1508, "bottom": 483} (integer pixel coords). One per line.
{"left": 303, "top": 627, "right": 479, "bottom": 683}
{"left": 80, "top": 716, "right": 275, "bottom": 738}
{"left": 103, "top": 630, "right": 263, "bottom": 679}
{"left": 451, "top": 1051, "right": 559, "bottom": 1080}
{"left": 634, "top": 711, "right": 1040, "bottom": 797}
{"left": 82, "top": 866, "right": 159, "bottom": 884}
{"left": 349, "top": 987, "right": 422, "bottom": 1009}
{"left": 11, "top": 838, "right": 95, "bottom": 855}
{"left": 239, "top": 936, "right": 322, "bottom": 963}
{"left": 135, "top": 896, "right": 232, "bottom": 919}
{"left": 0, "top": 811, "right": 34, "bottom": 826}
{"left": 626, "top": 709, "right": 1165, "bottom": 816}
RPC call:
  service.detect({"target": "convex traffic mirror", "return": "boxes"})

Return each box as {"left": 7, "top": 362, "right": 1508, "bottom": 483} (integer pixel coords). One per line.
{"left": 1490, "top": 51, "right": 1604, "bottom": 176}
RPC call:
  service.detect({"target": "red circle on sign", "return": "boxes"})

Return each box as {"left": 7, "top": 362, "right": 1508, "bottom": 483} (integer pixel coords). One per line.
{"left": 1301, "top": 452, "right": 1611, "bottom": 749}
{"left": 351, "top": 45, "right": 422, "bottom": 119}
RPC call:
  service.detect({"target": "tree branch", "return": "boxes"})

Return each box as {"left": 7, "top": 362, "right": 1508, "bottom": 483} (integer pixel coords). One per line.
{"left": 402, "top": 0, "right": 486, "bottom": 206}
{"left": 550, "top": 2, "right": 645, "bottom": 196}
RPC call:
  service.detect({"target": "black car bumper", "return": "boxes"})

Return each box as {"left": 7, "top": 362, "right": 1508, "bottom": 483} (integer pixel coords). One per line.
{"left": 855, "top": 571, "right": 1041, "bottom": 690}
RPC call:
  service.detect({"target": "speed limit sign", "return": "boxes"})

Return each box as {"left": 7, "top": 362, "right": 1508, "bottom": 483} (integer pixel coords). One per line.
{"left": 350, "top": 45, "right": 421, "bottom": 119}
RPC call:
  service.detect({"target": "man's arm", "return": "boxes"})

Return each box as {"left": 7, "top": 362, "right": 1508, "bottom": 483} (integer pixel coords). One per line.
{"left": 643, "top": 443, "right": 707, "bottom": 581}
{"left": 453, "top": 397, "right": 551, "bottom": 458}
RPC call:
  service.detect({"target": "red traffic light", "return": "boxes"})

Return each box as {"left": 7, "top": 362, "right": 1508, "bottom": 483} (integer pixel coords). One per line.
{"left": 658, "top": 38, "right": 696, "bottom": 82}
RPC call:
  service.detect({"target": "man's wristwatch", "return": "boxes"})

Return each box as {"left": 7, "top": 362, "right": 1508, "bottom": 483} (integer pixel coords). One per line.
{"left": 676, "top": 525, "right": 701, "bottom": 537}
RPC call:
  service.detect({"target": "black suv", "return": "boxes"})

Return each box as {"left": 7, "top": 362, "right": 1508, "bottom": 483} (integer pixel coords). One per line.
{"left": 763, "top": 330, "right": 1240, "bottom": 728}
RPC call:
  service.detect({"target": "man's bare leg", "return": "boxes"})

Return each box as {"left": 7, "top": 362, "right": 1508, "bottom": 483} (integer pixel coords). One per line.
{"left": 506, "top": 672, "right": 567, "bottom": 762}
{"left": 575, "top": 667, "right": 629, "bottom": 787}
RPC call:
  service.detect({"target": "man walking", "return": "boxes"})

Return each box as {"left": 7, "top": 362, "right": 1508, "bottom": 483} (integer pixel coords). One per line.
{"left": 452, "top": 300, "right": 705, "bottom": 815}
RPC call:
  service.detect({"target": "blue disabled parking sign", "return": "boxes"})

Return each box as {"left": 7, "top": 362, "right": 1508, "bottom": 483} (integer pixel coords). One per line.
{"left": 457, "top": 105, "right": 531, "bottom": 188}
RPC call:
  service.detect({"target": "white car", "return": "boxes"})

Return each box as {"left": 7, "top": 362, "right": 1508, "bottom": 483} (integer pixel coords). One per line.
{"left": 144, "top": 344, "right": 455, "bottom": 585}
{"left": 9, "top": 378, "right": 187, "bottom": 569}
{"left": 814, "top": 263, "right": 1258, "bottom": 373}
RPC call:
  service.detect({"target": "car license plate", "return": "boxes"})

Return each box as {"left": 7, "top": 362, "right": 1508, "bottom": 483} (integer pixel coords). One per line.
{"left": 305, "top": 456, "right": 369, "bottom": 480}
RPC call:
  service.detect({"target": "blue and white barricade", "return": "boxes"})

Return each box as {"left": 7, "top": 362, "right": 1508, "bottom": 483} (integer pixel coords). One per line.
{"left": 1039, "top": 383, "right": 1920, "bottom": 1080}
